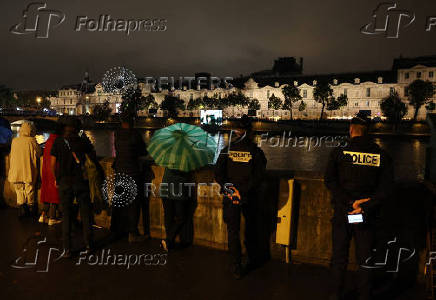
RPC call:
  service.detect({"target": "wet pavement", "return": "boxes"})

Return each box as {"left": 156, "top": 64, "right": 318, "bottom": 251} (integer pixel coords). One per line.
{"left": 0, "top": 208, "right": 426, "bottom": 300}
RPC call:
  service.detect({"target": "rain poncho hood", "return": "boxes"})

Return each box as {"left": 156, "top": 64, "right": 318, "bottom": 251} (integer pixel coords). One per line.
{"left": 8, "top": 122, "right": 41, "bottom": 183}
{"left": 18, "top": 121, "right": 35, "bottom": 137}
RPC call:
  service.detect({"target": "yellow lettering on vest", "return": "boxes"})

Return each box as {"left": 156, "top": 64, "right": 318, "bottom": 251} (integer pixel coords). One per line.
{"left": 228, "top": 151, "right": 252, "bottom": 163}
{"left": 343, "top": 151, "right": 380, "bottom": 167}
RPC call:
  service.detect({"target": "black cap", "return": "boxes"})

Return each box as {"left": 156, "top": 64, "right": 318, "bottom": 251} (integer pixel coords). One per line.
{"left": 351, "top": 113, "right": 370, "bottom": 126}
{"left": 239, "top": 114, "right": 252, "bottom": 130}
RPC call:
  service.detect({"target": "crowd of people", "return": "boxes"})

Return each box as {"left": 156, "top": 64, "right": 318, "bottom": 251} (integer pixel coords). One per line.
{"left": 5, "top": 116, "right": 154, "bottom": 256}
{"left": 0, "top": 114, "right": 434, "bottom": 300}
{"left": 1, "top": 115, "right": 268, "bottom": 271}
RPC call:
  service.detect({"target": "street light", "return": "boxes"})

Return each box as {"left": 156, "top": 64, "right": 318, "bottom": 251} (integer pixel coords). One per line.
{"left": 36, "top": 97, "right": 42, "bottom": 104}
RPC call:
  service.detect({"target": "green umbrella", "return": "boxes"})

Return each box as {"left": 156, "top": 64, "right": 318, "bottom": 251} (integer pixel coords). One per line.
{"left": 147, "top": 123, "right": 217, "bottom": 172}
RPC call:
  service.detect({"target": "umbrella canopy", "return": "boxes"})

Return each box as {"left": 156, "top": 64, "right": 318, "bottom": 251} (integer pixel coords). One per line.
{"left": 147, "top": 123, "right": 217, "bottom": 172}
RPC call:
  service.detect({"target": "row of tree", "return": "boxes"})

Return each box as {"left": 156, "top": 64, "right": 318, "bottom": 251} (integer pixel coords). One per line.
{"left": 268, "top": 82, "right": 348, "bottom": 120}
{"left": 117, "top": 79, "right": 435, "bottom": 121}
{"left": 380, "top": 79, "right": 436, "bottom": 124}
{"left": 380, "top": 80, "right": 435, "bottom": 124}
{"left": 0, "top": 85, "right": 53, "bottom": 109}
{"left": 270, "top": 79, "right": 435, "bottom": 122}
{"left": 160, "top": 83, "right": 348, "bottom": 121}
{"left": 2, "top": 78, "right": 433, "bottom": 122}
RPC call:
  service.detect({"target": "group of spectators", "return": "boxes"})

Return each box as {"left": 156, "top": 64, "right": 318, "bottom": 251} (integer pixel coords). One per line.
{"left": 3, "top": 114, "right": 202, "bottom": 259}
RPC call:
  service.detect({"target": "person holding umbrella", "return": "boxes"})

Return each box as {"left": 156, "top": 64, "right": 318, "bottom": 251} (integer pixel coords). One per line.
{"left": 147, "top": 122, "right": 217, "bottom": 251}
{"left": 160, "top": 167, "right": 194, "bottom": 251}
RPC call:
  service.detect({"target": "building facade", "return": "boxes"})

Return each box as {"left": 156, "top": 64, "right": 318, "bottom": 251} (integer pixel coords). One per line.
{"left": 49, "top": 58, "right": 436, "bottom": 121}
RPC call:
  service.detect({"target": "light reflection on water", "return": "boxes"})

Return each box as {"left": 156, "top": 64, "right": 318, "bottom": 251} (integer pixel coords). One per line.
{"left": 35, "top": 133, "right": 50, "bottom": 145}
{"left": 373, "top": 137, "right": 427, "bottom": 182}
{"left": 84, "top": 130, "right": 428, "bottom": 182}
{"left": 13, "top": 128, "right": 428, "bottom": 182}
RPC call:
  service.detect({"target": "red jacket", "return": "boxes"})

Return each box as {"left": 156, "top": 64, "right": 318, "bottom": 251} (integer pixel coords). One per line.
{"left": 40, "top": 134, "right": 60, "bottom": 204}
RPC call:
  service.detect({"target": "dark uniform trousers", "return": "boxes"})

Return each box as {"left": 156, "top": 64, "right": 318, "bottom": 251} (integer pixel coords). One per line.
{"left": 331, "top": 217, "right": 374, "bottom": 299}
{"left": 223, "top": 199, "right": 257, "bottom": 266}
{"left": 128, "top": 176, "right": 150, "bottom": 235}
{"left": 162, "top": 198, "right": 193, "bottom": 245}
{"left": 59, "top": 181, "right": 92, "bottom": 250}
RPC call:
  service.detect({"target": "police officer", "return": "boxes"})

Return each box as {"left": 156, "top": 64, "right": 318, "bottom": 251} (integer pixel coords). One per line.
{"left": 325, "top": 114, "right": 393, "bottom": 300}
{"left": 215, "top": 115, "right": 267, "bottom": 279}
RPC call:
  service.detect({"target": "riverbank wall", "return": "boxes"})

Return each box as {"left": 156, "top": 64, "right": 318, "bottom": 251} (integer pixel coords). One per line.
{"left": 2, "top": 155, "right": 431, "bottom": 279}
{"left": 2, "top": 156, "right": 339, "bottom": 266}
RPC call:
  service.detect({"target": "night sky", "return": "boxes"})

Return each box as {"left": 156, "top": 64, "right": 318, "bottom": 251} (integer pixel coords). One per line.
{"left": 1, "top": 0, "right": 436, "bottom": 90}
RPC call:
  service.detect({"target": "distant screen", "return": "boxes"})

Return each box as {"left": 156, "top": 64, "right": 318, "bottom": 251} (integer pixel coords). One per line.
{"left": 200, "top": 110, "right": 222, "bottom": 126}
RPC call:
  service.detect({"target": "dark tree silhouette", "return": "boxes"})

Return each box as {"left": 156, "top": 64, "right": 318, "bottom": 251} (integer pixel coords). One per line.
{"left": 120, "top": 87, "right": 156, "bottom": 120}
{"left": 268, "top": 94, "right": 282, "bottom": 110}
{"left": 313, "top": 81, "right": 334, "bottom": 120}
{"left": 326, "top": 94, "right": 348, "bottom": 111}
{"left": 298, "top": 100, "right": 307, "bottom": 112}
{"left": 407, "top": 80, "right": 435, "bottom": 121}
{"left": 248, "top": 99, "right": 261, "bottom": 110}
{"left": 282, "top": 84, "right": 302, "bottom": 120}
{"left": 92, "top": 101, "right": 112, "bottom": 121}
{"left": 160, "top": 95, "right": 185, "bottom": 118}
{"left": 380, "top": 91, "right": 407, "bottom": 130}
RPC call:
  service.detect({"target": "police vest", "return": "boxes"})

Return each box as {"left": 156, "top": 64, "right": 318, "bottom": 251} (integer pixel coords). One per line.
{"left": 343, "top": 151, "right": 380, "bottom": 167}
{"left": 228, "top": 151, "right": 253, "bottom": 163}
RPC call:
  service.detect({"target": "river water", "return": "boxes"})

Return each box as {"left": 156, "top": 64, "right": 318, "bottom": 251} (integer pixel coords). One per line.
{"left": 27, "top": 129, "right": 428, "bottom": 182}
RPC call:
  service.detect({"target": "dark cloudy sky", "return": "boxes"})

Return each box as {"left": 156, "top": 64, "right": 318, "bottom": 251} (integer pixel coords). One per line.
{"left": 1, "top": 0, "right": 436, "bottom": 90}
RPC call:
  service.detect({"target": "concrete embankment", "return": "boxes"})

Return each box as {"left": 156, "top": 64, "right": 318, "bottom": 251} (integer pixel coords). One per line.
{"left": 2, "top": 155, "right": 432, "bottom": 281}
{"left": 2, "top": 156, "right": 338, "bottom": 265}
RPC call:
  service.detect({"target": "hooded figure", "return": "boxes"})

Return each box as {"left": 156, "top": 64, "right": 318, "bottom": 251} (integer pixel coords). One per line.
{"left": 8, "top": 121, "right": 41, "bottom": 217}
